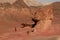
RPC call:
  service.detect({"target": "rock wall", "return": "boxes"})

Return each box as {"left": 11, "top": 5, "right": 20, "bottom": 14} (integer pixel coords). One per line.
{"left": 0, "top": 1, "right": 60, "bottom": 37}
{"left": 0, "top": 5, "right": 59, "bottom": 36}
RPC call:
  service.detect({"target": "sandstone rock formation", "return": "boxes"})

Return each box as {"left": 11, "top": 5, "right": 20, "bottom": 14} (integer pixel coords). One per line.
{"left": 34, "top": 5, "right": 53, "bottom": 32}
{"left": 0, "top": 7, "right": 35, "bottom": 34}
{"left": 13, "top": 0, "right": 28, "bottom": 7}
{"left": 23, "top": 0, "right": 42, "bottom": 6}
{"left": 51, "top": 2, "right": 60, "bottom": 34}
{"left": 0, "top": 0, "right": 60, "bottom": 39}
{"left": 33, "top": 2, "right": 60, "bottom": 36}
{"left": 13, "top": 0, "right": 42, "bottom": 7}
{"left": 52, "top": 2, "right": 60, "bottom": 24}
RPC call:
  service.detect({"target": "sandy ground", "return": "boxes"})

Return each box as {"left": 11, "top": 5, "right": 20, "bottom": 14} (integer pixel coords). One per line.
{"left": 0, "top": 29, "right": 60, "bottom": 40}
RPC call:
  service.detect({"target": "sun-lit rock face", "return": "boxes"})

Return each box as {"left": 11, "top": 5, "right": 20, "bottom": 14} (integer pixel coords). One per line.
{"left": 33, "top": 5, "right": 53, "bottom": 33}
{"left": 0, "top": 5, "right": 53, "bottom": 39}
{"left": 52, "top": 2, "right": 60, "bottom": 24}
{"left": 23, "top": 0, "right": 42, "bottom": 6}
{"left": 0, "top": 7, "right": 36, "bottom": 36}
{"left": 51, "top": 2, "right": 60, "bottom": 34}
{"left": 0, "top": 0, "right": 16, "bottom": 4}
{"left": 12, "top": 0, "right": 42, "bottom": 7}
{"left": 0, "top": 0, "right": 42, "bottom": 7}
{"left": 13, "top": 0, "right": 28, "bottom": 7}
{"left": 0, "top": 1, "right": 60, "bottom": 40}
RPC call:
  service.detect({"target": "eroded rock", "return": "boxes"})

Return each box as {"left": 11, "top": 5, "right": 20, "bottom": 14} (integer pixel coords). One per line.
{"left": 0, "top": 1, "right": 60, "bottom": 37}
{"left": 34, "top": 5, "right": 53, "bottom": 32}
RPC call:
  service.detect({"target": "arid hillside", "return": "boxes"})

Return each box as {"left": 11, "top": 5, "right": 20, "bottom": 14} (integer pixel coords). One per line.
{"left": 52, "top": 2, "right": 60, "bottom": 24}
{"left": 0, "top": 0, "right": 60, "bottom": 40}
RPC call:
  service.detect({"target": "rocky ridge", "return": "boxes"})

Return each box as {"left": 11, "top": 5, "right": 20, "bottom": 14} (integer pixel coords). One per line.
{"left": 0, "top": 0, "right": 60, "bottom": 37}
